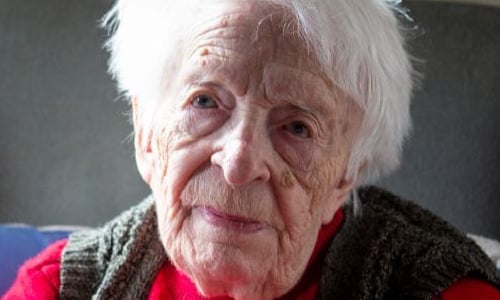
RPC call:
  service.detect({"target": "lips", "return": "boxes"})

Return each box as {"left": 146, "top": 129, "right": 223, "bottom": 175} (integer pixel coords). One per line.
{"left": 194, "top": 206, "right": 266, "bottom": 233}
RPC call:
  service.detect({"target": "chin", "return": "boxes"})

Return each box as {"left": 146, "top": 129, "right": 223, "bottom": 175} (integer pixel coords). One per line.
{"left": 187, "top": 244, "right": 270, "bottom": 299}
{"left": 166, "top": 210, "right": 284, "bottom": 299}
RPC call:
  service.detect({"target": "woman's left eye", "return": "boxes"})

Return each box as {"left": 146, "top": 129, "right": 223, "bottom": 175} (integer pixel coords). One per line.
{"left": 284, "top": 121, "right": 311, "bottom": 138}
{"left": 192, "top": 94, "right": 218, "bottom": 108}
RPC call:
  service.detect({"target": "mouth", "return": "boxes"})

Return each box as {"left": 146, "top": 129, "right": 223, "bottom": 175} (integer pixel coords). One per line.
{"left": 193, "top": 206, "right": 267, "bottom": 234}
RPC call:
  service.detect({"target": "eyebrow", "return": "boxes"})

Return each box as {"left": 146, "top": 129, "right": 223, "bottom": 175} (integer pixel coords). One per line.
{"left": 262, "top": 69, "right": 336, "bottom": 118}
{"left": 182, "top": 54, "right": 255, "bottom": 98}
{"left": 182, "top": 69, "right": 232, "bottom": 98}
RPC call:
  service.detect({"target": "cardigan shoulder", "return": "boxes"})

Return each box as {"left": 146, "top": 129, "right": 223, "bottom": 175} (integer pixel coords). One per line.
{"left": 318, "top": 186, "right": 500, "bottom": 300}
{"left": 60, "top": 195, "right": 167, "bottom": 300}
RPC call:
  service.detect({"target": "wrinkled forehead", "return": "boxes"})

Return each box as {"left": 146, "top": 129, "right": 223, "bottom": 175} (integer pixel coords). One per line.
{"left": 185, "top": 1, "right": 290, "bottom": 36}
{"left": 181, "top": 0, "right": 316, "bottom": 66}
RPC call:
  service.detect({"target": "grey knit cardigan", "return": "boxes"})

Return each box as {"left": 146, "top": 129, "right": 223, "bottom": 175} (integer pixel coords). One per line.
{"left": 59, "top": 187, "right": 500, "bottom": 299}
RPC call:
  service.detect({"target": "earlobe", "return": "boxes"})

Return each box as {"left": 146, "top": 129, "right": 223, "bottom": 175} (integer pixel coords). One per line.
{"left": 321, "top": 177, "right": 356, "bottom": 224}
{"left": 132, "top": 97, "right": 154, "bottom": 184}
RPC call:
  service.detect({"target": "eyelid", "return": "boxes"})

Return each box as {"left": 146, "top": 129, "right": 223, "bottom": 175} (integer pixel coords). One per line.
{"left": 284, "top": 121, "right": 312, "bottom": 139}
{"left": 181, "top": 88, "right": 222, "bottom": 111}
{"left": 283, "top": 106, "right": 322, "bottom": 135}
{"left": 184, "top": 82, "right": 234, "bottom": 110}
{"left": 276, "top": 115, "right": 317, "bottom": 140}
{"left": 191, "top": 92, "right": 219, "bottom": 108}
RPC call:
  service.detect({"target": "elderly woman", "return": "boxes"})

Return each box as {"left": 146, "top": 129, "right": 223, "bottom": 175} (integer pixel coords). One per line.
{"left": 4, "top": 0, "right": 500, "bottom": 299}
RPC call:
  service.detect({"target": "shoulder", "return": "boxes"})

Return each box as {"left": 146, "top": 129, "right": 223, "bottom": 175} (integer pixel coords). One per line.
{"left": 62, "top": 195, "right": 156, "bottom": 265}
{"left": 318, "top": 186, "right": 499, "bottom": 299}
{"left": 60, "top": 195, "right": 166, "bottom": 299}
{"left": 2, "top": 239, "right": 67, "bottom": 300}
{"left": 358, "top": 186, "right": 499, "bottom": 285}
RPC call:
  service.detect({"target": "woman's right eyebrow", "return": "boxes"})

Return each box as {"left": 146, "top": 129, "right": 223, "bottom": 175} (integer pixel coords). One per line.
{"left": 181, "top": 60, "right": 248, "bottom": 96}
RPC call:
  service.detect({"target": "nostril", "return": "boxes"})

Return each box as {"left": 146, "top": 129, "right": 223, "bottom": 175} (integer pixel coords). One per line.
{"left": 210, "top": 151, "right": 224, "bottom": 168}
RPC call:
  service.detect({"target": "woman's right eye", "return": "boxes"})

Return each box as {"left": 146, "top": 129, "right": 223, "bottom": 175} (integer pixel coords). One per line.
{"left": 191, "top": 94, "right": 218, "bottom": 109}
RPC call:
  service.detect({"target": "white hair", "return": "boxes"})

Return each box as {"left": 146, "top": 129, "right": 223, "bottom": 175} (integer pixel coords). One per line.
{"left": 102, "top": 0, "right": 414, "bottom": 186}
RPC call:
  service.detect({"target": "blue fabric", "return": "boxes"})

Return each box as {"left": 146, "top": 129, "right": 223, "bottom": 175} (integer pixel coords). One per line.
{"left": 0, "top": 225, "right": 72, "bottom": 295}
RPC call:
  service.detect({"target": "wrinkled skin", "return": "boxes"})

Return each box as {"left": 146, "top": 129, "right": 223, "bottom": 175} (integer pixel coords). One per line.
{"left": 132, "top": 1, "right": 362, "bottom": 299}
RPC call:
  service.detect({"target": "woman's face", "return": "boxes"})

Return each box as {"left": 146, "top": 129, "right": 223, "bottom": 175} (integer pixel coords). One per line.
{"left": 133, "top": 1, "right": 362, "bottom": 299}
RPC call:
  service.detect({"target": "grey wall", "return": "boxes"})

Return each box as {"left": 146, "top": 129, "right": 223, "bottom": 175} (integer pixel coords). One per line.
{"left": 0, "top": 0, "right": 149, "bottom": 226}
{"left": 379, "top": 2, "right": 500, "bottom": 240}
{"left": 0, "top": 1, "right": 499, "bottom": 239}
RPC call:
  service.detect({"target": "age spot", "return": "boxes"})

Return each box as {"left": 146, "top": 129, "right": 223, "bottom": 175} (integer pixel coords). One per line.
{"left": 200, "top": 48, "right": 210, "bottom": 56}
{"left": 221, "top": 18, "right": 228, "bottom": 27}
{"left": 281, "top": 170, "right": 295, "bottom": 188}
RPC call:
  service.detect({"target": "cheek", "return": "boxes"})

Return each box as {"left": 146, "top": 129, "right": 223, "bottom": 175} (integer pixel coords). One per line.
{"left": 275, "top": 186, "right": 316, "bottom": 232}
{"left": 149, "top": 104, "right": 222, "bottom": 194}
{"left": 270, "top": 129, "right": 315, "bottom": 174}
{"left": 179, "top": 106, "right": 229, "bottom": 138}
{"left": 272, "top": 140, "right": 349, "bottom": 228}
{"left": 148, "top": 122, "right": 216, "bottom": 239}
{"left": 152, "top": 140, "right": 214, "bottom": 208}
{"left": 270, "top": 132, "right": 331, "bottom": 199}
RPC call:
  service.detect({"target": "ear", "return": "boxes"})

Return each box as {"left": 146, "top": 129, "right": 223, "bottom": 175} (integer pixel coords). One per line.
{"left": 321, "top": 176, "right": 356, "bottom": 224}
{"left": 132, "top": 96, "right": 154, "bottom": 185}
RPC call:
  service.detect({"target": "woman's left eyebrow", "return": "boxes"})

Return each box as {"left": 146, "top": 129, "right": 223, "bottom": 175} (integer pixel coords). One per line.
{"left": 263, "top": 76, "right": 335, "bottom": 118}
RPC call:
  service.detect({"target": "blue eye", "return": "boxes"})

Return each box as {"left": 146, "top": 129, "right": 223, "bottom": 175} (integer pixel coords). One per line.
{"left": 192, "top": 94, "right": 217, "bottom": 108}
{"left": 285, "top": 121, "right": 310, "bottom": 138}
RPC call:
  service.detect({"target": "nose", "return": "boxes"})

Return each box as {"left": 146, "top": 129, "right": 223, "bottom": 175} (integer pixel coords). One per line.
{"left": 211, "top": 125, "right": 271, "bottom": 186}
